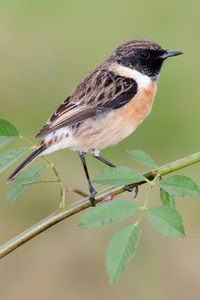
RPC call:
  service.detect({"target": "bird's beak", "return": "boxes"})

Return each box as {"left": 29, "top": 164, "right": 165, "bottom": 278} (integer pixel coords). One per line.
{"left": 161, "top": 50, "right": 183, "bottom": 60}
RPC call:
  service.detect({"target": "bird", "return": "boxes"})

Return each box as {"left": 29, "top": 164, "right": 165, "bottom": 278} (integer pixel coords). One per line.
{"left": 7, "top": 39, "right": 183, "bottom": 204}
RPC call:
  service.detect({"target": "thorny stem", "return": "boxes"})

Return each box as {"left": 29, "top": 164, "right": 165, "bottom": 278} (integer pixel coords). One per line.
{"left": 0, "top": 152, "right": 199, "bottom": 259}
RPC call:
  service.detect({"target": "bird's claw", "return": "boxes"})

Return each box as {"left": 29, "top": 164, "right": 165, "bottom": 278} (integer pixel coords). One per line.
{"left": 89, "top": 188, "right": 97, "bottom": 206}
{"left": 124, "top": 185, "right": 139, "bottom": 199}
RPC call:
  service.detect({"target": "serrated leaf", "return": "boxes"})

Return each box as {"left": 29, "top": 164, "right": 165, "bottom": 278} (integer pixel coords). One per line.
{"left": 160, "top": 188, "right": 176, "bottom": 208}
{"left": 159, "top": 175, "right": 200, "bottom": 197}
{"left": 148, "top": 206, "right": 186, "bottom": 237}
{"left": 0, "top": 118, "right": 19, "bottom": 148}
{"left": 125, "top": 149, "right": 157, "bottom": 168}
{"left": 106, "top": 225, "right": 141, "bottom": 284}
{"left": 6, "top": 165, "right": 46, "bottom": 204}
{"left": 79, "top": 199, "right": 140, "bottom": 228}
{"left": 93, "top": 166, "right": 147, "bottom": 186}
{"left": 0, "top": 147, "right": 30, "bottom": 173}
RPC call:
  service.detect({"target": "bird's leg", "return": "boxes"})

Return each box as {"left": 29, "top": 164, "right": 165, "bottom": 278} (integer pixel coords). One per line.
{"left": 78, "top": 151, "right": 97, "bottom": 206}
{"left": 91, "top": 150, "right": 137, "bottom": 196}
{"left": 91, "top": 154, "right": 116, "bottom": 168}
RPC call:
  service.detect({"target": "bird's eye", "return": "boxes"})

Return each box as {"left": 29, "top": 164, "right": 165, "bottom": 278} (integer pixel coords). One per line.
{"left": 140, "top": 50, "right": 150, "bottom": 60}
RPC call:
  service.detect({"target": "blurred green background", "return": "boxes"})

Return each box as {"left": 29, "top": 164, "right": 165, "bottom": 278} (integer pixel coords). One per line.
{"left": 0, "top": 0, "right": 200, "bottom": 299}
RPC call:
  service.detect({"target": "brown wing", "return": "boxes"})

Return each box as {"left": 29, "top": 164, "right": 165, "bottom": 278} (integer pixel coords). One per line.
{"left": 35, "top": 68, "right": 137, "bottom": 138}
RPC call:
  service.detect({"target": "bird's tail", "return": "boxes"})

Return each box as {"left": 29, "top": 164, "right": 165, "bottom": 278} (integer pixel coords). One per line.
{"left": 7, "top": 147, "right": 46, "bottom": 183}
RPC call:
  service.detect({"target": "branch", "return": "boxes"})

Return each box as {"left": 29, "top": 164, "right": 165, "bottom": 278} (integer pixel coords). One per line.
{"left": 0, "top": 152, "right": 199, "bottom": 259}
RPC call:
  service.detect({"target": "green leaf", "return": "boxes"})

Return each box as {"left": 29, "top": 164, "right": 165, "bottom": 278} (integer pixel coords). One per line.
{"left": 160, "top": 188, "right": 176, "bottom": 208}
{"left": 0, "top": 118, "right": 19, "bottom": 136}
{"left": 93, "top": 166, "right": 147, "bottom": 186}
{"left": 0, "top": 118, "right": 19, "bottom": 148}
{"left": 106, "top": 225, "right": 141, "bottom": 284}
{"left": 0, "top": 147, "right": 30, "bottom": 173}
{"left": 79, "top": 199, "right": 140, "bottom": 228}
{"left": 6, "top": 165, "right": 46, "bottom": 204}
{"left": 125, "top": 149, "right": 157, "bottom": 168}
{"left": 148, "top": 206, "right": 186, "bottom": 237}
{"left": 159, "top": 175, "right": 200, "bottom": 197}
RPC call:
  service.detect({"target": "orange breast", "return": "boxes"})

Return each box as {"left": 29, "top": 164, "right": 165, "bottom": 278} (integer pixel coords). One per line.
{"left": 119, "top": 81, "right": 157, "bottom": 132}
{"left": 71, "top": 82, "right": 157, "bottom": 151}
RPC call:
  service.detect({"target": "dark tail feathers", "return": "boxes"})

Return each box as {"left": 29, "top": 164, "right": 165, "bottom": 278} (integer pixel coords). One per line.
{"left": 7, "top": 147, "right": 45, "bottom": 183}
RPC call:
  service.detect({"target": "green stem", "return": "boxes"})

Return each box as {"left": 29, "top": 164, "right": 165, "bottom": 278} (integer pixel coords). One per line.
{"left": 20, "top": 180, "right": 58, "bottom": 186}
{"left": 65, "top": 188, "right": 89, "bottom": 198}
{"left": 58, "top": 187, "right": 66, "bottom": 210}
{"left": 19, "top": 135, "right": 35, "bottom": 147}
{"left": 0, "top": 151, "right": 199, "bottom": 259}
{"left": 135, "top": 173, "right": 160, "bottom": 226}
{"left": 42, "top": 156, "right": 67, "bottom": 208}
{"left": 42, "top": 156, "right": 62, "bottom": 183}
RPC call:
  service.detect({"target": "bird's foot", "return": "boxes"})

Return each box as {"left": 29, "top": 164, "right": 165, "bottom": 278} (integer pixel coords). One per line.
{"left": 89, "top": 187, "right": 97, "bottom": 206}
{"left": 124, "top": 185, "right": 139, "bottom": 199}
{"left": 124, "top": 185, "right": 133, "bottom": 192}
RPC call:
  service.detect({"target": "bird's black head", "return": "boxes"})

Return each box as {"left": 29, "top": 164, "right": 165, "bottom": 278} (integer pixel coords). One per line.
{"left": 111, "top": 39, "right": 183, "bottom": 81}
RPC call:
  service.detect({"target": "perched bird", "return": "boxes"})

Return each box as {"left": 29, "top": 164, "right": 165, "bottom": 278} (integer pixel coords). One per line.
{"left": 7, "top": 39, "right": 183, "bottom": 204}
